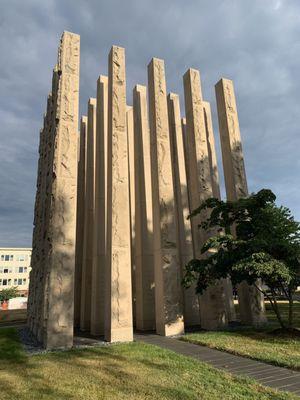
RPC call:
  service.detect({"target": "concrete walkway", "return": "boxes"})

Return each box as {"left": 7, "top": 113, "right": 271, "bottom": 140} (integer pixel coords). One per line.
{"left": 135, "top": 333, "right": 300, "bottom": 396}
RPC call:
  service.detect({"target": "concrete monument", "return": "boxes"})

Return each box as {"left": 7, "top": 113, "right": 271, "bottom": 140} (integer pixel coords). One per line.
{"left": 28, "top": 32, "right": 265, "bottom": 349}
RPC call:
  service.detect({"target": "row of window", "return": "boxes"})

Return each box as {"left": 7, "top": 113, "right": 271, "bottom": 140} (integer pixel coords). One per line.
{"left": 0, "top": 267, "right": 28, "bottom": 274}
{"left": 0, "top": 254, "right": 29, "bottom": 262}
{"left": 0, "top": 278, "right": 27, "bottom": 286}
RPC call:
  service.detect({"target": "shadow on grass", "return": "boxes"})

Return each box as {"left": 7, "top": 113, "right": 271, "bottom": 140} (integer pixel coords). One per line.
{"left": 0, "top": 328, "right": 26, "bottom": 363}
{"left": 0, "top": 333, "right": 290, "bottom": 400}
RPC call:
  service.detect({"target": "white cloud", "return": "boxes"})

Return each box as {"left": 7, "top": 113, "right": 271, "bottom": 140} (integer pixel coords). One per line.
{"left": 0, "top": 0, "right": 299, "bottom": 246}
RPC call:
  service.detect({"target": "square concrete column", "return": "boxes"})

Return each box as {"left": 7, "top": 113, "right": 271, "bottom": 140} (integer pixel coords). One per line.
{"left": 126, "top": 105, "right": 137, "bottom": 328}
{"left": 203, "top": 101, "right": 236, "bottom": 322}
{"left": 148, "top": 58, "right": 184, "bottom": 336}
{"left": 74, "top": 115, "right": 88, "bottom": 328}
{"left": 168, "top": 93, "right": 200, "bottom": 327}
{"left": 44, "top": 31, "right": 80, "bottom": 349}
{"left": 105, "top": 46, "right": 133, "bottom": 342}
{"left": 91, "top": 76, "right": 108, "bottom": 336}
{"left": 183, "top": 68, "right": 228, "bottom": 330}
{"left": 215, "top": 78, "right": 266, "bottom": 326}
{"left": 133, "top": 85, "right": 155, "bottom": 331}
{"left": 80, "top": 98, "right": 97, "bottom": 332}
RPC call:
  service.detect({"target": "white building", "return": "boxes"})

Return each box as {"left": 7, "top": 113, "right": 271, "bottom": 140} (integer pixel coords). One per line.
{"left": 0, "top": 248, "right": 32, "bottom": 295}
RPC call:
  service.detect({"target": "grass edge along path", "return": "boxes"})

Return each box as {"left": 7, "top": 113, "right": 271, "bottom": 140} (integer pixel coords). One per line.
{"left": 181, "top": 302, "right": 300, "bottom": 371}
{"left": 0, "top": 327, "right": 297, "bottom": 400}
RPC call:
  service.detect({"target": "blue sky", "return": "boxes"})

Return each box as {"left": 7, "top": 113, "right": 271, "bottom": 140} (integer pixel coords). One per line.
{"left": 0, "top": 0, "right": 299, "bottom": 247}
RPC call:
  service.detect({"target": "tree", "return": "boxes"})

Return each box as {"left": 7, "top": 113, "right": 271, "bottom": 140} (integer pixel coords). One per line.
{"left": 0, "top": 287, "right": 18, "bottom": 302}
{"left": 182, "top": 189, "right": 300, "bottom": 331}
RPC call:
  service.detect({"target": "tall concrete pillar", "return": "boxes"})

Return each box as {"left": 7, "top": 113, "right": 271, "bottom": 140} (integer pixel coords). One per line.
{"left": 74, "top": 116, "right": 88, "bottom": 328}
{"left": 168, "top": 93, "right": 200, "bottom": 327}
{"left": 40, "top": 31, "right": 80, "bottom": 349}
{"left": 126, "top": 105, "right": 137, "bottom": 327}
{"left": 133, "top": 85, "right": 155, "bottom": 331}
{"left": 183, "top": 68, "right": 228, "bottom": 330}
{"left": 215, "top": 78, "right": 266, "bottom": 326}
{"left": 39, "top": 72, "right": 59, "bottom": 343}
{"left": 203, "top": 101, "right": 236, "bottom": 322}
{"left": 148, "top": 58, "right": 184, "bottom": 336}
{"left": 105, "top": 46, "right": 133, "bottom": 342}
{"left": 80, "top": 98, "right": 97, "bottom": 332}
{"left": 90, "top": 76, "right": 108, "bottom": 336}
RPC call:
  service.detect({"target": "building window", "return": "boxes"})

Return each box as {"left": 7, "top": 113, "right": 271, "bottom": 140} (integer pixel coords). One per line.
{"left": 19, "top": 267, "right": 24, "bottom": 273}
{"left": 3, "top": 268, "right": 8, "bottom": 274}
{"left": 23, "top": 279, "right": 26, "bottom": 285}
{"left": 24, "top": 267, "right": 27, "bottom": 273}
{"left": 8, "top": 279, "right": 11, "bottom": 286}
{"left": 14, "top": 279, "right": 17, "bottom": 285}
{"left": 18, "top": 278, "right": 22, "bottom": 285}
{"left": 2, "top": 255, "right": 13, "bottom": 261}
{"left": 3, "top": 279, "right": 7, "bottom": 286}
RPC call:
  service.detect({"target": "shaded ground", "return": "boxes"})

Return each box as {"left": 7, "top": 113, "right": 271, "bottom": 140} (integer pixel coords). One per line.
{"left": 0, "top": 328, "right": 297, "bottom": 400}
{"left": 182, "top": 301, "right": 300, "bottom": 370}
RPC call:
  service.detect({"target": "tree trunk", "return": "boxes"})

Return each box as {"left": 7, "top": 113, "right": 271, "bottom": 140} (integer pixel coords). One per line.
{"left": 254, "top": 284, "right": 286, "bottom": 329}
{"left": 288, "top": 290, "right": 294, "bottom": 329}
{"left": 272, "top": 299, "right": 286, "bottom": 329}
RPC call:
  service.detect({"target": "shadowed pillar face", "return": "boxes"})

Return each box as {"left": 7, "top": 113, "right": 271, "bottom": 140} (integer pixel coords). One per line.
{"left": 105, "top": 46, "right": 133, "bottom": 343}
{"left": 90, "top": 75, "right": 108, "bottom": 336}
{"left": 168, "top": 92, "right": 200, "bottom": 327}
{"left": 183, "top": 68, "right": 212, "bottom": 256}
{"left": 126, "top": 105, "right": 137, "bottom": 328}
{"left": 215, "top": 78, "right": 266, "bottom": 326}
{"left": 203, "top": 100, "right": 236, "bottom": 323}
{"left": 183, "top": 68, "right": 228, "bottom": 330}
{"left": 80, "top": 98, "right": 97, "bottom": 333}
{"left": 203, "top": 101, "right": 221, "bottom": 201}
{"left": 133, "top": 84, "right": 155, "bottom": 331}
{"left": 40, "top": 31, "right": 80, "bottom": 349}
{"left": 148, "top": 58, "right": 184, "bottom": 336}
{"left": 74, "top": 115, "right": 88, "bottom": 329}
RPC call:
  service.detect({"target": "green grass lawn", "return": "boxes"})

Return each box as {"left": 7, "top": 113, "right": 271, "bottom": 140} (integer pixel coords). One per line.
{"left": 0, "top": 327, "right": 297, "bottom": 400}
{"left": 182, "top": 301, "right": 300, "bottom": 370}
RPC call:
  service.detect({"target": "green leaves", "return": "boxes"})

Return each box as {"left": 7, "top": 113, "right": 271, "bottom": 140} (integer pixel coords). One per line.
{"left": 0, "top": 287, "right": 19, "bottom": 302}
{"left": 183, "top": 188, "right": 300, "bottom": 327}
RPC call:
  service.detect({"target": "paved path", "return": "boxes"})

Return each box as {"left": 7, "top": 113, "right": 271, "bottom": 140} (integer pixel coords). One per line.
{"left": 135, "top": 333, "right": 300, "bottom": 396}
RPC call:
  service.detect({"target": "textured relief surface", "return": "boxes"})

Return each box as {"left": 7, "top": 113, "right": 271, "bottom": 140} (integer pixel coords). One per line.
{"left": 133, "top": 85, "right": 155, "bottom": 330}
{"left": 126, "top": 105, "right": 137, "bottom": 328}
{"left": 148, "top": 58, "right": 184, "bottom": 336}
{"left": 105, "top": 46, "right": 133, "bottom": 342}
{"left": 215, "top": 78, "right": 266, "bottom": 326}
{"left": 28, "top": 31, "right": 80, "bottom": 349}
{"left": 183, "top": 69, "right": 228, "bottom": 330}
{"left": 168, "top": 93, "right": 200, "bottom": 327}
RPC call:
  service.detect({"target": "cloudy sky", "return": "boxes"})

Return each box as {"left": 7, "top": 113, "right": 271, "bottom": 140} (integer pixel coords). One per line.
{"left": 0, "top": 0, "right": 299, "bottom": 247}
